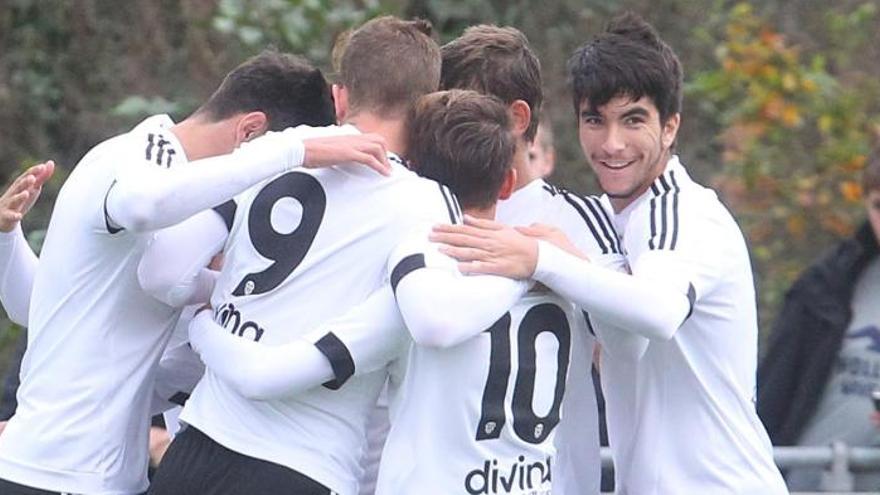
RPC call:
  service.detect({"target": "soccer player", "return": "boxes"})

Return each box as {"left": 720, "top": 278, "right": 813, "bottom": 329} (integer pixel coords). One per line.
{"left": 431, "top": 13, "right": 789, "bottom": 494}
{"left": 439, "top": 25, "right": 622, "bottom": 494}
{"left": 0, "top": 50, "right": 391, "bottom": 495}
{"left": 145, "top": 17, "right": 463, "bottom": 495}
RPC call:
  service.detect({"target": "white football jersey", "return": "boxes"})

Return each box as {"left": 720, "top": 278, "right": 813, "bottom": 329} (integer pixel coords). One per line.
{"left": 179, "top": 133, "right": 458, "bottom": 495}
{"left": 597, "top": 156, "right": 787, "bottom": 494}
{"left": 376, "top": 290, "right": 580, "bottom": 495}
{"left": 0, "top": 115, "right": 186, "bottom": 494}
{"left": 496, "top": 178, "right": 625, "bottom": 495}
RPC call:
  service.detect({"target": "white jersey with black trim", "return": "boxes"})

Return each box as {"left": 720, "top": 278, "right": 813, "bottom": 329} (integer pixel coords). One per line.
{"left": 495, "top": 178, "right": 625, "bottom": 495}
{"left": 0, "top": 115, "right": 187, "bottom": 494}
{"left": 179, "top": 141, "right": 458, "bottom": 495}
{"left": 598, "top": 156, "right": 787, "bottom": 494}
{"left": 375, "top": 287, "right": 579, "bottom": 495}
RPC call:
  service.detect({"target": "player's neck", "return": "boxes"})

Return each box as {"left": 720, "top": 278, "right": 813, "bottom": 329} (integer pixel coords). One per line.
{"left": 512, "top": 140, "right": 541, "bottom": 190}
{"left": 170, "top": 117, "right": 236, "bottom": 161}
{"left": 463, "top": 204, "right": 497, "bottom": 221}
{"left": 342, "top": 112, "right": 407, "bottom": 157}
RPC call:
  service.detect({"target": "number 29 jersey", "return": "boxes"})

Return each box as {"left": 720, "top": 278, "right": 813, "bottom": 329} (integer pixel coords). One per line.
{"left": 180, "top": 125, "right": 459, "bottom": 495}
{"left": 377, "top": 291, "right": 580, "bottom": 495}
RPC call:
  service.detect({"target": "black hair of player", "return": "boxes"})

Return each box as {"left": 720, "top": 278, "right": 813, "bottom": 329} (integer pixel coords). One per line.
{"left": 440, "top": 25, "right": 542, "bottom": 142}
{"left": 406, "top": 90, "right": 514, "bottom": 210}
{"left": 567, "top": 12, "right": 683, "bottom": 126}
{"left": 196, "top": 49, "right": 336, "bottom": 131}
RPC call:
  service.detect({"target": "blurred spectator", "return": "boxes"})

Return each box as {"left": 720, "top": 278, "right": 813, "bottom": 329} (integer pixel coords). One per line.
{"left": 757, "top": 148, "right": 880, "bottom": 491}
{"left": 527, "top": 119, "right": 556, "bottom": 178}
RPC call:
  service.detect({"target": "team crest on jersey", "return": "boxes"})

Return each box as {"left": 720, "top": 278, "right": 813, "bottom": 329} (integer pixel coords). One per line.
{"left": 214, "top": 302, "right": 266, "bottom": 342}
{"left": 464, "top": 456, "right": 552, "bottom": 495}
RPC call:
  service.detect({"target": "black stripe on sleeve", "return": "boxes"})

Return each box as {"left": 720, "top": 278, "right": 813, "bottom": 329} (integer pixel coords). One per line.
{"left": 582, "top": 196, "right": 621, "bottom": 254}
{"left": 212, "top": 200, "right": 237, "bottom": 232}
{"left": 438, "top": 184, "right": 458, "bottom": 224}
{"left": 590, "top": 196, "right": 622, "bottom": 254}
{"left": 169, "top": 391, "right": 190, "bottom": 406}
{"left": 648, "top": 184, "right": 659, "bottom": 250}
{"left": 561, "top": 192, "right": 609, "bottom": 255}
{"left": 685, "top": 282, "right": 697, "bottom": 320}
{"left": 582, "top": 310, "right": 596, "bottom": 337}
{"left": 103, "top": 180, "right": 124, "bottom": 234}
{"left": 451, "top": 191, "right": 464, "bottom": 224}
{"left": 657, "top": 175, "right": 672, "bottom": 249}
{"left": 390, "top": 254, "right": 426, "bottom": 293}
{"left": 670, "top": 171, "right": 681, "bottom": 250}
{"left": 648, "top": 175, "right": 681, "bottom": 252}
{"left": 315, "top": 332, "right": 356, "bottom": 390}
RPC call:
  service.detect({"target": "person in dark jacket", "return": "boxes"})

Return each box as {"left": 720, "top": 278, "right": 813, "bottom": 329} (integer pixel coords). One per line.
{"left": 757, "top": 148, "right": 880, "bottom": 491}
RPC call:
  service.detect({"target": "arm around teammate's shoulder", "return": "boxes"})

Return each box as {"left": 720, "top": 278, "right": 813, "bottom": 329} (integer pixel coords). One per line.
{"left": 106, "top": 128, "right": 390, "bottom": 233}
{"left": 534, "top": 241, "right": 691, "bottom": 341}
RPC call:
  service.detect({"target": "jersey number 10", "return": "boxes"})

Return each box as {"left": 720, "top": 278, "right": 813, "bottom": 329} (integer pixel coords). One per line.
{"left": 476, "top": 303, "right": 571, "bottom": 445}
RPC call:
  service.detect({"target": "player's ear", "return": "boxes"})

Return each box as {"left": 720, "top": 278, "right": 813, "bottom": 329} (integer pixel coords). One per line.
{"left": 509, "top": 100, "right": 531, "bottom": 139}
{"left": 660, "top": 112, "right": 681, "bottom": 150}
{"left": 498, "top": 168, "right": 517, "bottom": 200}
{"left": 237, "top": 112, "right": 269, "bottom": 145}
{"left": 332, "top": 84, "right": 348, "bottom": 122}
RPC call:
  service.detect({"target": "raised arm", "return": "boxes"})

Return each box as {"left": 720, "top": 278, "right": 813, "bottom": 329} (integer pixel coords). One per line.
{"left": 0, "top": 161, "right": 55, "bottom": 326}
{"left": 106, "top": 129, "right": 391, "bottom": 233}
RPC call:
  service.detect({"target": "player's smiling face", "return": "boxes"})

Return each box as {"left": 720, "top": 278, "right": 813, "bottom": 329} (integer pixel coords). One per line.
{"left": 577, "top": 95, "right": 680, "bottom": 212}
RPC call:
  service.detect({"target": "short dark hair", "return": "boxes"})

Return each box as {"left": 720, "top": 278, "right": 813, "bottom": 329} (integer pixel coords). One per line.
{"left": 568, "top": 12, "right": 683, "bottom": 125}
{"left": 339, "top": 16, "right": 441, "bottom": 117}
{"left": 196, "top": 50, "right": 335, "bottom": 131}
{"left": 440, "top": 25, "right": 542, "bottom": 142}
{"left": 406, "top": 90, "right": 514, "bottom": 210}
{"left": 864, "top": 146, "right": 880, "bottom": 192}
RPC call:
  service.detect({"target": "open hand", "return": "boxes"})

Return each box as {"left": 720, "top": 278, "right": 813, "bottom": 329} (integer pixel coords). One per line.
{"left": 0, "top": 160, "right": 55, "bottom": 232}
{"left": 302, "top": 133, "right": 391, "bottom": 176}
{"left": 517, "top": 223, "right": 589, "bottom": 261}
{"left": 430, "top": 215, "right": 538, "bottom": 279}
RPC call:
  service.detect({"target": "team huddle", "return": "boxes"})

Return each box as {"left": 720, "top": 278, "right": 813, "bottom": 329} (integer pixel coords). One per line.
{"left": 0, "top": 12, "right": 789, "bottom": 495}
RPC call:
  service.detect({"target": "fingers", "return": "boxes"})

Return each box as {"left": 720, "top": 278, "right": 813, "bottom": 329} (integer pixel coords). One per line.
{"left": 437, "top": 245, "right": 491, "bottom": 262}
{"left": 29, "top": 160, "right": 55, "bottom": 186}
{"left": 457, "top": 260, "right": 497, "bottom": 276}
{"left": 354, "top": 150, "right": 391, "bottom": 177}
{"left": 6, "top": 190, "right": 31, "bottom": 211}
{"left": 429, "top": 231, "right": 497, "bottom": 251}
{"left": 431, "top": 223, "right": 495, "bottom": 240}
{"left": 302, "top": 135, "right": 391, "bottom": 176}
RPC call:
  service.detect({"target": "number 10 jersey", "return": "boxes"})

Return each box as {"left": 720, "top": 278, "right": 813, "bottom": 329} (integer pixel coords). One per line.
{"left": 377, "top": 291, "right": 581, "bottom": 495}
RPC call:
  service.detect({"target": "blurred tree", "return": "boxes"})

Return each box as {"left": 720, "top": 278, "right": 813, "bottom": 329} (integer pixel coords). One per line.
{"left": 691, "top": 2, "right": 880, "bottom": 333}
